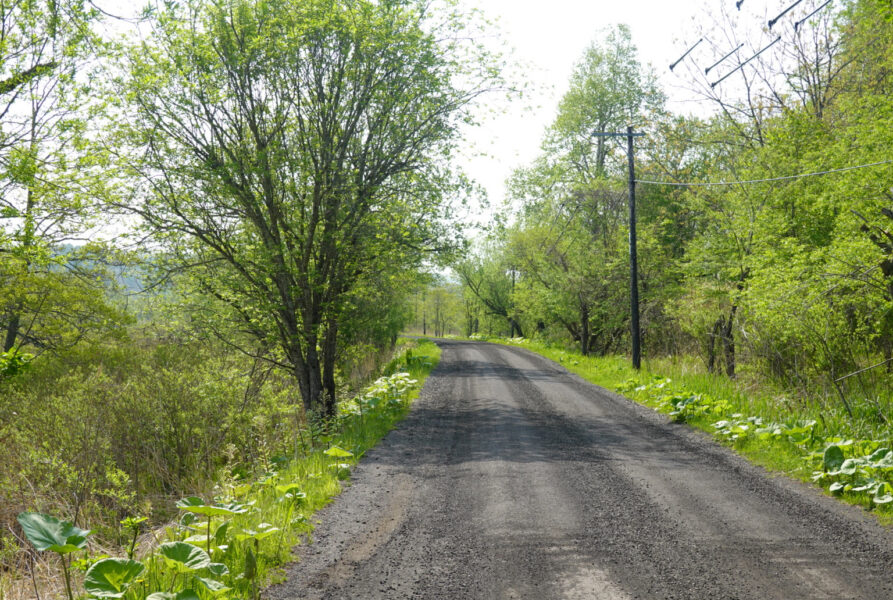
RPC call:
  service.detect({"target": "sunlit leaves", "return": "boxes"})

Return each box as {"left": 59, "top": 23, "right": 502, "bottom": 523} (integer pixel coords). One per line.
{"left": 84, "top": 558, "right": 145, "bottom": 598}
{"left": 158, "top": 542, "right": 211, "bottom": 573}
{"left": 17, "top": 512, "right": 90, "bottom": 554}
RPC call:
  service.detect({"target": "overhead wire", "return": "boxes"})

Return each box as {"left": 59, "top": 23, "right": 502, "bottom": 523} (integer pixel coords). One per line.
{"left": 635, "top": 159, "right": 893, "bottom": 187}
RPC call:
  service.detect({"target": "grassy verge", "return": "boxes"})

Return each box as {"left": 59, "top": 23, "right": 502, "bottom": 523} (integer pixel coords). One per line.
{"left": 481, "top": 336, "right": 893, "bottom": 526}
{"left": 9, "top": 339, "right": 440, "bottom": 600}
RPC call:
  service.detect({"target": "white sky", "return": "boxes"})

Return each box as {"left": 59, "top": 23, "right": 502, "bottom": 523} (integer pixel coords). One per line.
{"left": 454, "top": 0, "right": 694, "bottom": 224}
{"left": 454, "top": 0, "right": 802, "bottom": 222}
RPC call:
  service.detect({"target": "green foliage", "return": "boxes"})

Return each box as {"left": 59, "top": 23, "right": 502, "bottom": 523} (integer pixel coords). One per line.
{"left": 0, "top": 0, "right": 120, "bottom": 355}
{"left": 84, "top": 558, "right": 145, "bottom": 598}
{"left": 483, "top": 24, "right": 677, "bottom": 358}
{"left": 110, "top": 0, "right": 494, "bottom": 415}
{"left": 480, "top": 0, "right": 893, "bottom": 425}
{"left": 0, "top": 336, "right": 297, "bottom": 560}
{"left": 6, "top": 339, "right": 440, "bottom": 600}
{"left": 0, "top": 349, "right": 32, "bottom": 379}
{"left": 16, "top": 513, "right": 89, "bottom": 554}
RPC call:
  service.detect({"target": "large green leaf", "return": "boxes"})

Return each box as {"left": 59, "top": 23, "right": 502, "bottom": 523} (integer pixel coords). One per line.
{"left": 323, "top": 446, "right": 353, "bottom": 458}
{"left": 195, "top": 577, "right": 230, "bottom": 595}
{"left": 84, "top": 558, "right": 145, "bottom": 598}
{"left": 823, "top": 445, "right": 845, "bottom": 471}
{"left": 17, "top": 512, "right": 90, "bottom": 554}
{"left": 158, "top": 542, "right": 211, "bottom": 572}
{"left": 213, "top": 521, "right": 230, "bottom": 546}
{"left": 873, "top": 483, "right": 893, "bottom": 505}
{"left": 869, "top": 448, "right": 893, "bottom": 469}
{"left": 838, "top": 459, "right": 860, "bottom": 476}
{"left": 175, "top": 497, "right": 248, "bottom": 517}
{"left": 234, "top": 523, "right": 279, "bottom": 542}
{"left": 147, "top": 590, "right": 200, "bottom": 600}
{"left": 867, "top": 447, "right": 890, "bottom": 462}
{"left": 274, "top": 483, "right": 303, "bottom": 495}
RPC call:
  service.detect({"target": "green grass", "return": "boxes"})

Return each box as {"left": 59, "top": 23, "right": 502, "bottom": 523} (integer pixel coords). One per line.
{"left": 488, "top": 337, "right": 893, "bottom": 526}
{"left": 13, "top": 339, "right": 441, "bottom": 600}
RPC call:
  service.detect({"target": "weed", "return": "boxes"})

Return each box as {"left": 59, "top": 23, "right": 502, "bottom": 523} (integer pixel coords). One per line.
{"left": 7, "top": 339, "right": 440, "bottom": 600}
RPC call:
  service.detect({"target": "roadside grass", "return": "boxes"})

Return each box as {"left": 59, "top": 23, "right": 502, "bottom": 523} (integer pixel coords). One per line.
{"left": 478, "top": 336, "right": 893, "bottom": 526}
{"left": 8, "top": 339, "right": 439, "bottom": 600}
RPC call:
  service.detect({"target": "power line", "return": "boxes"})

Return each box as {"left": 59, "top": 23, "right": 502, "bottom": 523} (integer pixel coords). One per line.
{"left": 636, "top": 159, "right": 893, "bottom": 187}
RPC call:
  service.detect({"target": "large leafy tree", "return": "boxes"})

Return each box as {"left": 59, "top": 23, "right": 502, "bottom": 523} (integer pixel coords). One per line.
{"left": 112, "top": 0, "right": 493, "bottom": 415}
{"left": 505, "top": 160, "right": 627, "bottom": 355}
{"left": 547, "top": 24, "right": 663, "bottom": 178}
{"left": 455, "top": 242, "right": 524, "bottom": 338}
{"left": 492, "top": 26, "right": 664, "bottom": 355}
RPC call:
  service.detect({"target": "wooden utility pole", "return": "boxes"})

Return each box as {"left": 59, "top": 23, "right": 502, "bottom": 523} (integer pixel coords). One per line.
{"left": 592, "top": 127, "right": 645, "bottom": 369}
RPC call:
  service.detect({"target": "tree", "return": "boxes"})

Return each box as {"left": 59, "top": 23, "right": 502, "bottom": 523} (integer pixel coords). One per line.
{"left": 456, "top": 242, "right": 524, "bottom": 339}
{"left": 547, "top": 24, "right": 664, "bottom": 178}
{"left": 492, "top": 26, "right": 663, "bottom": 354}
{"left": 0, "top": 0, "right": 121, "bottom": 356}
{"left": 112, "top": 0, "right": 494, "bottom": 415}
{"left": 504, "top": 160, "right": 627, "bottom": 354}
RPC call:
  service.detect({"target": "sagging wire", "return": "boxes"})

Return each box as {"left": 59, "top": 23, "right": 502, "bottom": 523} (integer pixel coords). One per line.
{"left": 669, "top": 38, "right": 704, "bottom": 71}
{"left": 710, "top": 36, "right": 781, "bottom": 87}
{"left": 769, "top": 0, "right": 805, "bottom": 29}
{"left": 795, "top": 0, "right": 832, "bottom": 31}
{"left": 635, "top": 159, "right": 893, "bottom": 187}
{"left": 705, "top": 42, "right": 744, "bottom": 75}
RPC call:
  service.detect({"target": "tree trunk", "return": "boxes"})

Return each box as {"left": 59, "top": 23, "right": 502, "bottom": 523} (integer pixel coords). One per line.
{"left": 722, "top": 306, "right": 737, "bottom": 379}
{"left": 292, "top": 354, "right": 312, "bottom": 414}
{"left": 304, "top": 336, "right": 324, "bottom": 415}
{"left": 580, "top": 302, "right": 590, "bottom": 356}
{"left": 322, "top": 320, "right": 338, "bottom": 418}
{"left": 509, "top": 317, "right": 524, "bottom": 338}
{"left": 3, "top": 313, "right": 20, "bottom": 352}
{"left": 707, "top": 317, "right": 723, "bottom": 373}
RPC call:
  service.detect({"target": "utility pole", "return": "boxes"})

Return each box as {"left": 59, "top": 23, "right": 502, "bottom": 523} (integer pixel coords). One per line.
{"left": 592, "top": 126, "right": 645, "bottom": 369}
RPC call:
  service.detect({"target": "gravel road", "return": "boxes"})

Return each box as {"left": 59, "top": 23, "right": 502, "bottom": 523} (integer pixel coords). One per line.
{"left": 268, "top": 340, "right": 893, "bottom": 599}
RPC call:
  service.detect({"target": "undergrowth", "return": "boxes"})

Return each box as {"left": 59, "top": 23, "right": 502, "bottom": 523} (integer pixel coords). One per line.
{"left": 3, "top": 339, "right": 440, "bottom": 600}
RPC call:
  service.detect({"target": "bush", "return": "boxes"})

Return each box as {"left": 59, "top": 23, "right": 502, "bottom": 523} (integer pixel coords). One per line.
{"left": 0, "top": 336, "right": 293, "bottom": 556}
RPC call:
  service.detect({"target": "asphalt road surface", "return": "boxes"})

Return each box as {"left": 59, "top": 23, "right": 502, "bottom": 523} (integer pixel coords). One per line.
{"left": 268, "top": 340, "right": 893, "bottom": 599}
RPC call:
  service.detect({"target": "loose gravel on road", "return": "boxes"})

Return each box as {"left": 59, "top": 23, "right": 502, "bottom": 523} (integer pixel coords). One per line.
{"left": 268, "top": 340, "right": 893, "bottom": 599}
